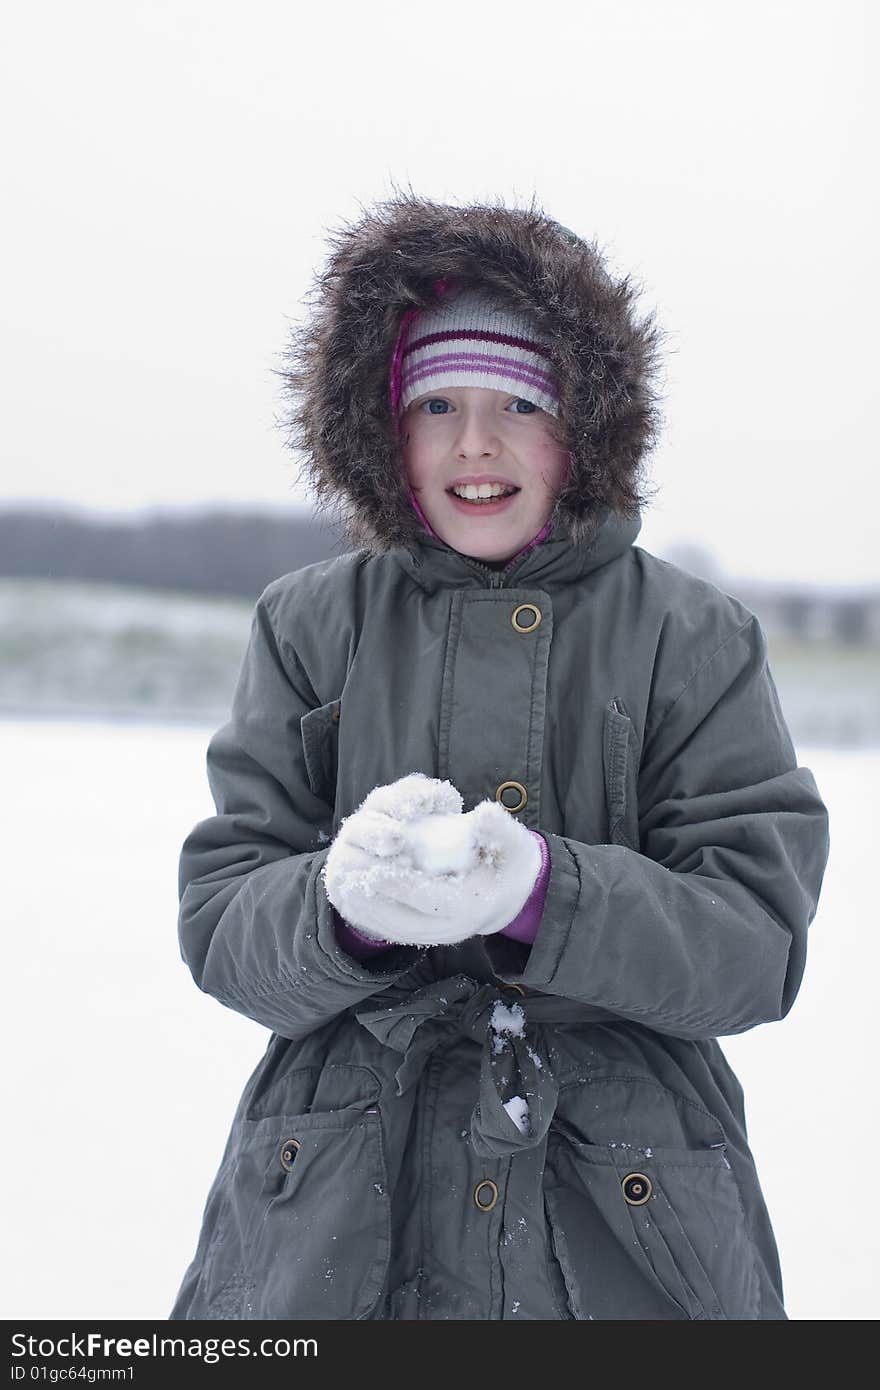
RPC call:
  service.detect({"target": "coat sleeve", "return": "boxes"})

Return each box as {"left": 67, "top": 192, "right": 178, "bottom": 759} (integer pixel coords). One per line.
{"left": 176, "top": 588, "right": 422, "bottom": 1040}
{"left": 485, "top": 614, "right": 830, "bottom": 1040}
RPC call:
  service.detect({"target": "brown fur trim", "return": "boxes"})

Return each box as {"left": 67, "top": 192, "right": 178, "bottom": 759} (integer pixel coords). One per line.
{"left": 278, "top": 189, "right": 666, "bottom": 554}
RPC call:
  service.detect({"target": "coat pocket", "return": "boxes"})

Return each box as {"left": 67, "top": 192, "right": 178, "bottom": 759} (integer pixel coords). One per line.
{"left": 202, "top": 1104, "right": 391, "bottom": 1320}
{"left": 544, "top": 1137, "right": 760, "bottom": 1320}
{"left": 602, "top": 697, "right": 640, "bottom": 851}
{"left": 300, "top": 698, "right": 341, "bottom": 806}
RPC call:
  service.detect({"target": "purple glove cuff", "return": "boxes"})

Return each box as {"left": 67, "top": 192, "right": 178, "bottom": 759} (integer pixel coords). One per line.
{"left": 334, "top": 910, "right": 394, "bottom": 960}
{"left": 498, "top": 829, "right": 550, "bottom": 944}
{"left": 332, "top": 830, "right": 550, "bottom": 959}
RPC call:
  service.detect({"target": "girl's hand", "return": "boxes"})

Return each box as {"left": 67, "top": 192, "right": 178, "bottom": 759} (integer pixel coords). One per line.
{"left": 321, "top": 773, "right": 542, "bottom": 946}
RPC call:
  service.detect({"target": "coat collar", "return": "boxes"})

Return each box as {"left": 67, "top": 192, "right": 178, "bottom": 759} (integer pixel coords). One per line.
{"left": 391, "top": 505, "right": 642, "bottom": 592}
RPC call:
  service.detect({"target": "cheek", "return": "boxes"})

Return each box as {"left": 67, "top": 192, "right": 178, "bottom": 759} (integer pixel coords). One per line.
{"left": 531, "top": 436, "right": 570, "bottom": 489}
{"left": 401, "top": 428, "right": 434, "bottom": 486}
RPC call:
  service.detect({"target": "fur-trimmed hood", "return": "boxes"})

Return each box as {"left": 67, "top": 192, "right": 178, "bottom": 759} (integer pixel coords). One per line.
{"left": 281, "top": 192, "right": 666, "bottom": 555}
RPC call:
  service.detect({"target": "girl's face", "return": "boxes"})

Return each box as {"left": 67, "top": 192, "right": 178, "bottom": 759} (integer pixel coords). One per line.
{"left": 401, "top": 387, "right": 570, "bottom": 563}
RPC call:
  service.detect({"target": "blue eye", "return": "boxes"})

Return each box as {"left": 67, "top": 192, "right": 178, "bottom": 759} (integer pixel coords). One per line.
{"left": 419, "top": 397, "right": 538, "bottom": 415}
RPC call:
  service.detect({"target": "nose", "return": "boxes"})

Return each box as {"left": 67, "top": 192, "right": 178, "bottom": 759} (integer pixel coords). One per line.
{"left": 453, "top": 410, "right": 501, "bottom": 460}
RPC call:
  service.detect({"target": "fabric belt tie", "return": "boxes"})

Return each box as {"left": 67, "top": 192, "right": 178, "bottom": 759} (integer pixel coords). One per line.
{"left": 355, "top": 974, "right": 604, "bottom": 1160}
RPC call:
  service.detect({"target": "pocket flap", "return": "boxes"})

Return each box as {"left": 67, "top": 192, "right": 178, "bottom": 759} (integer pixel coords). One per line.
{"left": 602, "top": 697, "right": 640, "bottom": 851}
{"left": 300, "top": 698, "right": 341, "bottom": 803}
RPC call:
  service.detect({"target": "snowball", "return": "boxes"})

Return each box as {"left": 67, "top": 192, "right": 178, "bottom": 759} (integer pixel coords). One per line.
{"left": 405, "top": 812, "right": 479, "bottom": 875}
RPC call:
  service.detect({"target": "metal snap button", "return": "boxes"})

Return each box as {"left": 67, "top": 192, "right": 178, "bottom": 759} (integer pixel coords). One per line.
{"left": 330, "top": 705, "right": 340, "bottom": 722}
{"left": 495, "top": 780, "right": 527, "bottom": 812}
{"left": 621, "top": 1172, "right": 652, "bottom": 1206}
{"left": 511, "top": 603, "right": 542, "bottom": 634}
{"left": 474, "top": 1179, "right": 499, "bottom": 1212}
{"left": 280, "top": 1138, "right": 301, "bottom": 1172}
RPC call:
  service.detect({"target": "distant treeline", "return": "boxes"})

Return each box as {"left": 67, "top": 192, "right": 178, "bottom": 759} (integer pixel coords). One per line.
{"left": 1, "top": 502, "right": 878, "bottom": 642}
{"left": 0, "top": 503, "right": 349, "bottom": 600}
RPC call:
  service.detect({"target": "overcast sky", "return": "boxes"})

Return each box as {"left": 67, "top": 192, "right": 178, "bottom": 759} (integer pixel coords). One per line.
{"left": 1, "top": 1, "right": 875, "bottom": 587}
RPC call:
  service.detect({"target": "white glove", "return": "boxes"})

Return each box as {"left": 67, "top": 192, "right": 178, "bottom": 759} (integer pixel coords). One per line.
{"left": 321, "top": 772, "right": 542, "bottom": 947}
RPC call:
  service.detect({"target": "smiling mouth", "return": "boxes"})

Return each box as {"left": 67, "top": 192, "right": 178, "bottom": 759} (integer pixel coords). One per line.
{"left": 446, "top": 486, "right": 521, "bottom": 505}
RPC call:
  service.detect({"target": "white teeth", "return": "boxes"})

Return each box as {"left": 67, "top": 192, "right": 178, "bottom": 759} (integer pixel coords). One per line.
{"left": 452, "top": 483, "right": 515, "bottom": 500}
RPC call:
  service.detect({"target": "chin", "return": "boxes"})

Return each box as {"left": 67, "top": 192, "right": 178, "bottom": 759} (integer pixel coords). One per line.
{"left": 453, "top": 536, "right": 529, "bottom": 564}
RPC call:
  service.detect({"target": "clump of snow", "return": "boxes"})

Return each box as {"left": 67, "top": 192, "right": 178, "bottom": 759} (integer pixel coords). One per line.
{"left": 503, "top": 1095, "right": 530, "bottom": 1135}
{"left": 489, "top": 1000, "right": 525, "bottom": 1055}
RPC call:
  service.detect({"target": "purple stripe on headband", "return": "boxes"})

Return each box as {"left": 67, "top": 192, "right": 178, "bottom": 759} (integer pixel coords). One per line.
{"left": 402, "top": 363, "right": 560, "bottom": 402}
{"left": 404, "top": 328, "right": 554, "bottom": 362}
{"left": 401, "top": 354, "right": 560, "bottom": 399}
{"left": 403, "top": 347, "right": 558, "bottom": 379}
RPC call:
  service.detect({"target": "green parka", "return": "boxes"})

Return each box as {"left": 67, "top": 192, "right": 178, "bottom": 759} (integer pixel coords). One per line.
{"left": 169, "top": 197, "right": 829, "bottom": 1321}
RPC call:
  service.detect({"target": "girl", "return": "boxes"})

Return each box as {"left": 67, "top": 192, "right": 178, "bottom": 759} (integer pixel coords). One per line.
{"left": 169, "top": 192, "right": 829, "bottom": 1321}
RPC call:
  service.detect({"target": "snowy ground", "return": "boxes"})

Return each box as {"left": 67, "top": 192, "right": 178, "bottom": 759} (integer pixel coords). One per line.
{"left": 1, "top": 717, "right": 875, "bottom": 1321}
{"left": 3, "top": 576, "right": 879, "bottom": 744}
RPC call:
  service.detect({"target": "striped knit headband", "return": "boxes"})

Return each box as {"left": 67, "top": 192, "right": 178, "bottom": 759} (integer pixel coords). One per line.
{"left": 390, "top": 284, "right": 560, "bottom": 418}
